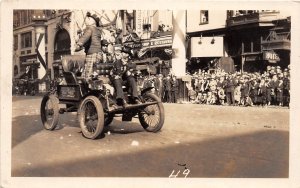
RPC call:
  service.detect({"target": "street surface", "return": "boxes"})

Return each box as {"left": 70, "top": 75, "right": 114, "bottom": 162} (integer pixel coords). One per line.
{"left": 11, "top": 95, "right": 289, "bottom": 178}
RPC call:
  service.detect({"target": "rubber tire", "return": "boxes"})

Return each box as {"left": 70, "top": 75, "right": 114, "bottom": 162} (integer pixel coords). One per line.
{"left": 40, "top": 94, "right": 59, "bottom": 130}
{"left": 138, "top": 93, "right": 164, "bottom": 132}
{"left": 78, "top": 96, "right": 104, "bottom": 139}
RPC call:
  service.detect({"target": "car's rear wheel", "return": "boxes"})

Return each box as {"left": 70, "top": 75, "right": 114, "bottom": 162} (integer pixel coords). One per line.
{"left": 40, "top": 94, "right": 59, "bottom": 130}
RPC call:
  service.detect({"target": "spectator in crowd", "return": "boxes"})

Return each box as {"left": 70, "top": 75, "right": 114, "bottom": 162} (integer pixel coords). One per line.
{"left": 163, "top": 75, "right": 172, "bottom": 103}
{"left": 171, "top": 75, "right": 179, "bottom": 103}
{"left": 269, "top": 74, "right": 279, "bottom": 105}
{"left": 277, "top": 74, "right": 284, "bottom": 106}
{"left": 154, "top": 74, "right": 163, "bottom": 100}
{"left": 217, "top": 86, "right": 226, "bottom": 105}
{"left": 224, "top": 73, "right": 237, "bottom": 106}
{"left": 188, "top": 88, "right": 197, "bottom": 103}
{"left": 282, "top": 68, "right": 290, "bottom": 107}
{"left": 234, "top": 83, "right": 242, "bottom": 105}
{"left": 257, "top": 77, "right": 267, "bottom": 106}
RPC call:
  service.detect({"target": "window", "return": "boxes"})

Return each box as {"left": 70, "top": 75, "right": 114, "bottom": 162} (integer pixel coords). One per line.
{"left": 54, "top": 29, "right": 71, "bottom": 51}
{"left": 14, "top": 65, "right": 18, "bottom": 76}
{"left": 21, "top": 32, "right": 32, "bottom": 48}
{"left": 13, "top": 35, "right": 18, "bottom": 50}
{"left": 253, "top": 37, "right": 261, "bottom": 52}
{"left": 143, "top": 24, "right": 151, "bottom": 32}
{"left": 200, "top": 10, "right": 209, "bottom": 24}
{"left": 54, "top": 29, "right": 71, "bottom": 60}
{"left": 13, "top": 11, "right": 20, "bottom": 27}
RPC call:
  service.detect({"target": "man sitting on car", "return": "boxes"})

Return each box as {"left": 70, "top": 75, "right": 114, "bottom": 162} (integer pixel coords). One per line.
{"left": 110, "top": 46, "right": 141, "bottom": 107}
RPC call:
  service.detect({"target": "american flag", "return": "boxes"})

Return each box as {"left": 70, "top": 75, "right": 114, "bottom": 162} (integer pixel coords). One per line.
{"left": 25, "top": 66, "right": 30, "bottom": 74}
{"left": 138, "top": 48, "right": 149, "bottom": 58}
{"left": 164, "top": 48, "right": 173, "bottom": 55}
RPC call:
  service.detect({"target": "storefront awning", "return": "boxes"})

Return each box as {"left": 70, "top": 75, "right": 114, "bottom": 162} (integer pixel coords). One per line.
{"left": 190, "top": 37, "right": 224, "bottom": 57}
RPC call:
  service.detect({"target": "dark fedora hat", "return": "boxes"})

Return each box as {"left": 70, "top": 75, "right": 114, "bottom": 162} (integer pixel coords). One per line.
{"left": 86, "top": 12, "right": 100, "bottom": 27}
{"left": 101, "top": 39, "right": 109, "bottom": 46}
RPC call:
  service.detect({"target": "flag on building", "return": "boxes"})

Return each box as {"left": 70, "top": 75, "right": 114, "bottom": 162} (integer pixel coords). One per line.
{"left": 138, "top": 48, "right": 149, "bottom": 58}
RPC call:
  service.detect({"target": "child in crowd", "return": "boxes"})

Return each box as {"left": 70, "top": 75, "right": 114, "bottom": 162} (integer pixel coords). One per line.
{"left": 188, "top": 88, "right": 197, "bottom": 103}
{"left": 200, "top": 93, "right": 207, "bottom": 104}
{"left": 234, "top": 84, "right": 242, "bottom": 105}
{"left": 217, "top": 86, "right": 226, "bottom": 105}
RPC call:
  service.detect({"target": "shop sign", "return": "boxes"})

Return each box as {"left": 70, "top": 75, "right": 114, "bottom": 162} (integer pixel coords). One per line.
{"left": 135, "top": 10, "right": 143, "bottom": 37}
{"left": 124, "top": 36, "right": 172, "bottom": 49}
{"left": 245, "top": 55, "right": 259, "bottom": 61}
{"left": 263, "top": 50, "right": 280, "bottom": 63}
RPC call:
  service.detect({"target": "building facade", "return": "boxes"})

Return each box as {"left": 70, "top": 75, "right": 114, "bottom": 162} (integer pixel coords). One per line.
{"left": 13, "top": 10, "right": 173, "bottom": 90}
{"left": 46, "top": 10, "right": 173, "bottom": 79}
{"left": 13, "top": 10, "right": 52, "bottom": 80}
{"left": 186, "top": 10, "right": 230, "bottom": 73}
{"left": 186, "top": 10, "right": 291, "bottom": 74}
{"left": 226, "top": 10, "right": 291, "bottom": 73}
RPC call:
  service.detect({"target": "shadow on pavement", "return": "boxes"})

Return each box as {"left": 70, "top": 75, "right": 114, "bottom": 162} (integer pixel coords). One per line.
{"left": 12, "top": 114, "right": 145, "bottom": 147}
{"left": 12, "top": 129, "right": 289, "bottom": 178}
{"left": 12, "top": 114, "right": 44, "bottom": 148}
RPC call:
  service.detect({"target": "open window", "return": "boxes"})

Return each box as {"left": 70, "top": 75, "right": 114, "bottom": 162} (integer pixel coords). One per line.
{"left": 200, "top": 10, "right": 209, "bottom": 25}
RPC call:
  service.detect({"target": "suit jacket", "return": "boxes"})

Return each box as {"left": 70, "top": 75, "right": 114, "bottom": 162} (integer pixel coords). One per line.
{"left": 163, "top": 78, "right": 172, "bottom": 91}
{"left": 171, "top": 79, "right": 179, "bottom": 92}
{"left": 112, "top": 59, "right": 136, "bottom": 79}
{"left": 77, "top": 26, "right": 102, "bottom": 54}
{"left": 224, "top": 78, "right": 236, "bottom": 93}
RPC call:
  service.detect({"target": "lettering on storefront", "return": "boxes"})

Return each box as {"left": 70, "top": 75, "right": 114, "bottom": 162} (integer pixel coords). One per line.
{"left": 135, "top": 10, "right": 143, "bottom": 37}
{"left": 263, "top": 50, "right": 280, "bottom": 63}
{"left": 125, "top": 38, "right": 172, "bottom": 49}
{"left": 245, "top": 55, "right": 259, "bottom": 61}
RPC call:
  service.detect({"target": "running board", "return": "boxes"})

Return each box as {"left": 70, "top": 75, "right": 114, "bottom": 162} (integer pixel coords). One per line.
{"left": 108, "top": 101, "right": 159, "bottom": 113}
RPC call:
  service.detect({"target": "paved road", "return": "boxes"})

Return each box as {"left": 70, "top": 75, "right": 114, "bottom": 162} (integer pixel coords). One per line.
{"left": 11, "top": 96, "right": 289, "bottom": 178}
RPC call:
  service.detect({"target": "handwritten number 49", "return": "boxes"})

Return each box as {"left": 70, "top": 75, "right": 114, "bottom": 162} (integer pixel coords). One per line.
{"left": 169, "top": 169, "right": 190, "bottom": 178}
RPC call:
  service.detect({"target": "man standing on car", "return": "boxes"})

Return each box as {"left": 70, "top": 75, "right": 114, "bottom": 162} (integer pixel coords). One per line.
{"left": 75, "top": 12, "right": 102, "bottom": 81}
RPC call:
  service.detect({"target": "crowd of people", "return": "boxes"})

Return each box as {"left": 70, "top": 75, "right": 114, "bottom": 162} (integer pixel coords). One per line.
{"left": 132, "top": 64, "right": 290, "bottom": 108}
{"left": 186, "top": 66, "right": 290, "bottom": 107}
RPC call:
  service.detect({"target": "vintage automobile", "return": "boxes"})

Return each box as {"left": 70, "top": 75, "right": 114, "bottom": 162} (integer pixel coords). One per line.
{"left": 40, "top": 55, "right": 164, "bottom": 139}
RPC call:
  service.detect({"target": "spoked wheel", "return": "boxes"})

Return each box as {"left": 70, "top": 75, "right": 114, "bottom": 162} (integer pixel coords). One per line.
{"left": 40, "top": 94, "right": 59, "bottom": 130}
{"left": 78, "top": 96, "right": 104, "bottom": 139}
{"left": 138, "top": 93, "right": 164, "bottom": 132}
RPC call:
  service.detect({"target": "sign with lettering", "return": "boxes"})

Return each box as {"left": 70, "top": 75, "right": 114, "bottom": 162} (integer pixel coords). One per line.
{"left": 124, "top": 36, "right": 172, "bottom": 49}
{"left": 135, "top": 10, "right": 143, "bottom": 37}
{"left": 263, "top": 50, "right": 280, "bottom": 63}
{"left": 245, "top": 55, "right": 259, "bottom": 61}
